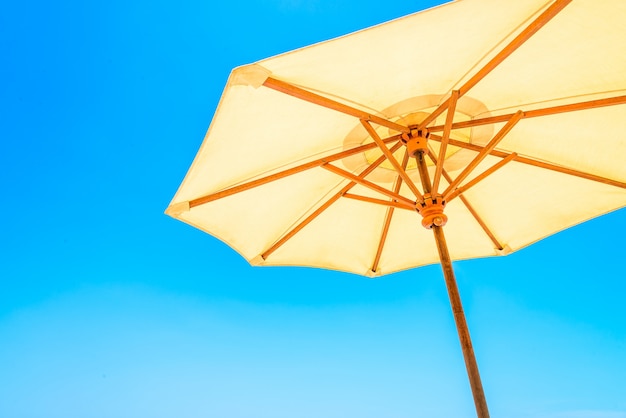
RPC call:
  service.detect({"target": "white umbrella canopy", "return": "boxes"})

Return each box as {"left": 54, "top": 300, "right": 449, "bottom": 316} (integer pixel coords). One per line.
{"left": 168, "top": 0, "right": 626, "bottom": 276}
{"left": 167, "top": 0, "right": 626, "bottom": 416}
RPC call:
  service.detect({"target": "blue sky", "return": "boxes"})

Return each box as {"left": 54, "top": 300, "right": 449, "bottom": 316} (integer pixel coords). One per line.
{"left": 1, "top": 0, "right": 625, "bottom": 417}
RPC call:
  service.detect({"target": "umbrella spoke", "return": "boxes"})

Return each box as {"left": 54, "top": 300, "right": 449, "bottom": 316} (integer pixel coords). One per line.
{"left": 444, "top": 153, "right": 518, "bottom": 202}
{"left": 418, "top": 97, "right": 451, "bottom": 132}
{"left": 261, "top": 193, "right": 343, "bottom": 260}
{"left": 432, "top": 90, "right": 459, "bottom": 195}
{"left": 427, "top": 94, "right": 626, "bottom": 133}
{"left": 263, "top": 77, "right": 409, "bottom": 133}
{"left": 457, "top": 0, "right": 572, "bottom": 98}
{"left": 322, "top": 164, "right": 417, "bottom": 207}
{"left": 458, "top": 194, "right": 505, "bottom": 252}
{"left": 429, "top": 135, "right": 626, "bottom": 190}
{"left": 443, "top": 111, "right": 524, "bottom": 198}
{"left": 371, "top": 150, "right": 412, "bottom": 274}
{"left": 261, "top": 143, "right": 403, "bottom": 260}
{"left": 418, "top": 0, "right": 573, "bottom": 129}
{"left": 427, "top": 150, "right": 505, "bottom": 251}
{"left": 342, "top": 193, "right": 415, "bottom": 211}
{"left": 361, "top": 119, "right": 424, "bottom": 202}
{"left": 186, "top": 134, "right": 402, "bottom": 209}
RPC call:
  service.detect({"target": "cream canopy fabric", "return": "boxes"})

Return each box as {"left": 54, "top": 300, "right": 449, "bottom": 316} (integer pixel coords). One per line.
{"left": 167, "top": 0, "right": 626, "bottom": 278}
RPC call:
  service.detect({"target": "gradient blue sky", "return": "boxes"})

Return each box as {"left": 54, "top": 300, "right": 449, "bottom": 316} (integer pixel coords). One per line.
{"left": 1, "top": 1, "right": 625, "bottom": 417}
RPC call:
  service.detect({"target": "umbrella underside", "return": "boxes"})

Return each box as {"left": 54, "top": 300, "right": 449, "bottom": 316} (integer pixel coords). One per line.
{"left": 167, "top": 1, "right": 626, "bottom": 417}
{"left": 168, "top": 0, "right": 626, "bottom": 277}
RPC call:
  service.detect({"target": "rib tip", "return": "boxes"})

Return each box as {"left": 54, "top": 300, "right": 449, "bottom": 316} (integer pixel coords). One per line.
{"left": 230, "top": 64, "right": 272, "bottom": 89}
{"left": 250, "top": 255, "right": 266, "bottom": 266}
{"left": 165, "top": 201, "right": 190, "bottom": 216}
{"left": 366, "top": 269, "right": 381, "bottom": 278}
{"left": 495, "top": 244, "right": 512, "bottom": 256}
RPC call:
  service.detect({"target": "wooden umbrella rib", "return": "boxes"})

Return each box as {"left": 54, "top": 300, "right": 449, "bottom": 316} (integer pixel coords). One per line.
{"left": 371, "top": 150, "right": 411, "bottom": 273}
{"left": 433, "top": 90, "right": 459, "bottom": 194}
{"left": 263, "top": 77, "right": 410, "bottom": 133}
{"left": 429, "top": 136, "right": 626, "bottom": 190}
{"left": 427, "top": 150, "right": 504, "bottom": 251}
{"left": 458, "top": 195, "right": 504, "bottom": 251}
{"left": 419, "top": 0, "right": 573, "bottom": 129}
{"left": 513, "top": 154, "right": 626, "bottom": 188}
{"left": 458, "top": 0, "right": 573, "bottom": 97}
{"left": 418, "top": 97, "right": 450, "bottom": 131}
{"left": 262, "top": 193, "right": 341, "bottom": 260}
{"left": 427, "top": 94, "right": 626, "bottom": 133}
{"left": 188, "top": 134, "right": 402, "bottom": 208}
{"left": 322, "top": 163, "right": 417, "bottom": 207}
{"left": 361, "top": 119, "right": 424, "bottom": 201}
{"left": 323, "top": 165, "right": 417, "bottom": 206}
{"left": 371, "top": 208, "right": 393, "bottom": 273}
{"left": 445, "top": 153, "right": 518, "bottom": 202}
{"left": 261, "top": 143, "right": 403, "bottom": 260}
{"left": 342, "top": 193, "right": 415, "bottom": 211}
{"left": 443, "top": 111, "right": 524, "bottom": 198}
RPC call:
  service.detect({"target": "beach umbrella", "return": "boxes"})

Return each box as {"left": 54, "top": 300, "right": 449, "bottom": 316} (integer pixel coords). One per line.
{"left": 166, "top": 0, "right": 626, "bottom": 416}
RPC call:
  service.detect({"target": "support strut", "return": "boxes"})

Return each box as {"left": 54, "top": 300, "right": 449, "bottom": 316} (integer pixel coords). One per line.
{"left": 415, "top": 150, "right": 490, "bottom": 418}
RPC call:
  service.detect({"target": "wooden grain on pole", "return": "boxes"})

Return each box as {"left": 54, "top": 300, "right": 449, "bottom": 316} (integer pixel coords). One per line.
{"left": 433, "top": 224, "right": 490, "bottom": 418}
{"left": 416, "top": 151, "right": 490, "bottom": 418}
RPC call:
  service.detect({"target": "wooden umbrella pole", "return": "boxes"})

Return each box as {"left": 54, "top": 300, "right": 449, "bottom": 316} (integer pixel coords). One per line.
{"left": 415, "top": 150, "right": 489, "bottom": 418}
{"left": 432, "top": 225, "right": 490, "bottom": 418}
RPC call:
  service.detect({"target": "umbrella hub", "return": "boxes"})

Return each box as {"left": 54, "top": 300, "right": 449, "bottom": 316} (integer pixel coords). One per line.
{"left": 401, "top": 128, "right": 430, "bottom": 157}
{"left": 417, "top": 194, "right": 447, "bottom": 229}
